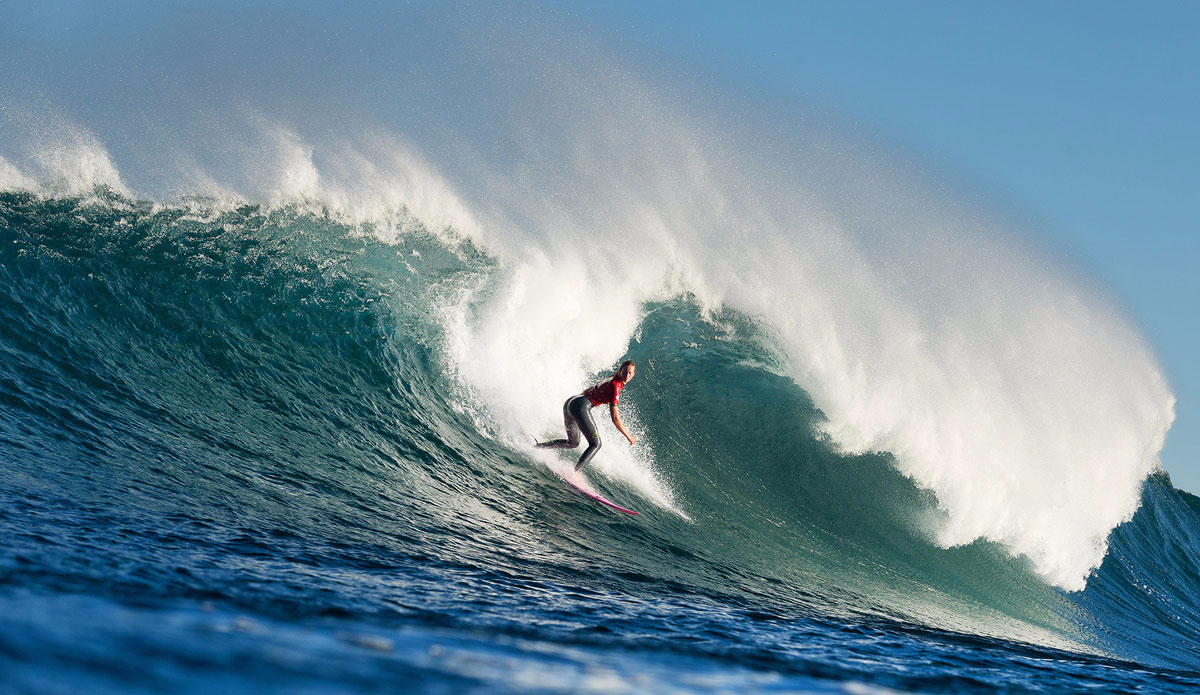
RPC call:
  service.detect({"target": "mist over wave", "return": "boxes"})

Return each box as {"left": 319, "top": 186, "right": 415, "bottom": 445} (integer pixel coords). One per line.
{"left": 0, "top": 5, "right": 1174, "bottom": 590}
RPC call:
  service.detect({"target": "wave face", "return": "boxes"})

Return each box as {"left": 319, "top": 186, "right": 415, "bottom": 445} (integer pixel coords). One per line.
{"left": 1, "top": 190, "right": 1198, "bottom": 693}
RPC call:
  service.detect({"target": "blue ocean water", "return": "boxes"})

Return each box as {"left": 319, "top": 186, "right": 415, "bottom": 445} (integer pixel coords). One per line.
{"left": 1, "top": 190, "right": 1198, "bottom": 693}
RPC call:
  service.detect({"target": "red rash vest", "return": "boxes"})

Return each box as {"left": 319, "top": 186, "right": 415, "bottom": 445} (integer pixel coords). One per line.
{"left": 583, "top": 378, "right": 625, "bottom": 407}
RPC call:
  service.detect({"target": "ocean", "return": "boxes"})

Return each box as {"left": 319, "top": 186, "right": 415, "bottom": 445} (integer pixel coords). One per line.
{"left": 1, "top": 4, "right": 1196, "bottom": 692}
{"left": 0, "top": 189, "right": 1197, "bottom": 693}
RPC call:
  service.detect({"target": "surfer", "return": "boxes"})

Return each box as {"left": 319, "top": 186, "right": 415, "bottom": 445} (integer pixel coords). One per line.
{"left": 536, "top": 360, "right": 638, "bottom": 471}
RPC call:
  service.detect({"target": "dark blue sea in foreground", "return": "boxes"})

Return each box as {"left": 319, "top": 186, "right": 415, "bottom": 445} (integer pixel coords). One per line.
{"left": 3, "top": 191, "right": 1200, "bottom": 694}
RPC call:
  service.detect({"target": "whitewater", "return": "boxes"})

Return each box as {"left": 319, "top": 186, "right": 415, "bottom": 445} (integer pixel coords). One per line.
{"left": 2, "top": 4, "right": 1198, "bottom": 693}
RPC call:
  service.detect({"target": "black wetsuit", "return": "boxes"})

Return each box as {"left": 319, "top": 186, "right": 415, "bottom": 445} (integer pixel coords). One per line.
{"left": 537, "top": 394, "right": 602, "bottom": 471}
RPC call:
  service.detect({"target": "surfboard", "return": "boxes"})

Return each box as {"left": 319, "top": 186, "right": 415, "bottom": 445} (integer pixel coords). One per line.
{"left": 559, "top": 469, "right": 640, "bottom": 515}
{"left": 531, "top": 435, "right": 640, "bottom": 515}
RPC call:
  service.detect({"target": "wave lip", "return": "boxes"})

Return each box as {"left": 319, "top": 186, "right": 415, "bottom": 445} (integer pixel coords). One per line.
{"left": 0, "top": 114, "right": 130, "bottom": 198}
{"left": 785, "top": 257, "right": 1178, "bottom": 591}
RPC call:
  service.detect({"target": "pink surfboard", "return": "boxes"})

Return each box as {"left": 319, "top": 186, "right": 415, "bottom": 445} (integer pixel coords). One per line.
{"left": 560, "top": 471, "right": 640, "bottom": 515}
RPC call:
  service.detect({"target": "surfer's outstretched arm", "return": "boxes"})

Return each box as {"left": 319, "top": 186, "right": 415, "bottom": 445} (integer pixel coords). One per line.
{"left": 611, "top": 405, "right": 637, "bottom": 446}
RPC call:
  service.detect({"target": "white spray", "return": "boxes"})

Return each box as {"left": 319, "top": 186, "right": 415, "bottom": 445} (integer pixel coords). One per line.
{"left": 387, "top": 43, "right": 1175, "bottom": 590}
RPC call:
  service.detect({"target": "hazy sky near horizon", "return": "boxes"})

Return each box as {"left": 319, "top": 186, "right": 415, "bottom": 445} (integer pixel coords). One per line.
{"left": 3, "top": 1, "right": 1198, "bottom": 491}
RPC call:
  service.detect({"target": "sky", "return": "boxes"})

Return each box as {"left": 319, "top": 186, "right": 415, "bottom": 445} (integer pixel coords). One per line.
{"left": 2, "top": 1, "right": 1197, "bottom": 491}
{"left": 555, "top": 0, "right": 1200, "bottom": 491}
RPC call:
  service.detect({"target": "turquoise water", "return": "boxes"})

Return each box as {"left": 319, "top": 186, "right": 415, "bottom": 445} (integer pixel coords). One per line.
{"left": 2, "top": 191, "right": 1198, "bottom": 693}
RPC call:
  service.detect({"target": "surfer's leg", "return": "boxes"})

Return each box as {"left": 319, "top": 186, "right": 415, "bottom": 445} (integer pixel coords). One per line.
{"left": 573, "top": 401, "right": 602, "bottom": 471}
{"left": 536, "top": 397, "right": 582, "bottom": 449}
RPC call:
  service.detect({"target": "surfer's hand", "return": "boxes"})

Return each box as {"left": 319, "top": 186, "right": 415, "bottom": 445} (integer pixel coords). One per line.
{"left": 626, "top": 435, "right": 637, "bottom": 445}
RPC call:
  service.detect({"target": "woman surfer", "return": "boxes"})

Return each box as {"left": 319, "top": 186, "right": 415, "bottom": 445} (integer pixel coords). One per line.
{"left": 536, "top": 360, "right": 638, "bottom": 471}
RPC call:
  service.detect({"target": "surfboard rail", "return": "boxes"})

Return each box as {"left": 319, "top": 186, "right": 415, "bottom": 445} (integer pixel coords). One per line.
{"left": 560, "top": 471, "right": 640, "bottom": 515}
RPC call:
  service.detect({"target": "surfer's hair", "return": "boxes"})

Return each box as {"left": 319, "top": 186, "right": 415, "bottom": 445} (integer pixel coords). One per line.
{"left": 614, "top": 360, "right": 635, "bottom": 381}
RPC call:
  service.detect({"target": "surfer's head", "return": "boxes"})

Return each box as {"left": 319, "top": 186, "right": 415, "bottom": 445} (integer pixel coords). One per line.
{"left": 614, "top": 360, "right": 636, "bottom": 383}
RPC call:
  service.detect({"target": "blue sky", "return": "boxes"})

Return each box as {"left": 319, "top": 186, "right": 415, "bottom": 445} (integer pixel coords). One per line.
{"left": 556, "top": 0, "right": 1200, "bottom": 491}
{"left": 3, "top": 1, "right": 1198, "bottom": 491}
